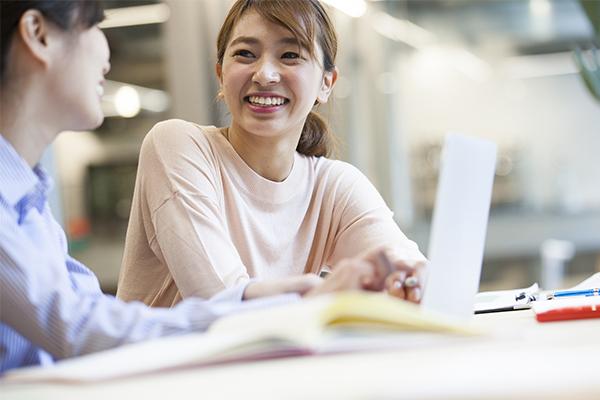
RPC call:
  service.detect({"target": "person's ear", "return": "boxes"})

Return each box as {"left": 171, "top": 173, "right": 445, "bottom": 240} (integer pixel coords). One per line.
{"left": 18, "top": 9, "right": 52, "bottom": 68}
{"left": 215, "top": 63, "right": 225, "bottom": 98}
{"left": 215, "top": 63, "right": 223, "bottom": 81}
{"left": 316, "top": 66, "right": 338, "bottom": 104}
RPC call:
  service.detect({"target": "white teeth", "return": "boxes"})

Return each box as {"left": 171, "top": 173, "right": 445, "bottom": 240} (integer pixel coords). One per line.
{"left": 248, "top": 96, "right": 286, "bottom": 106}
{"left": 96, "top": 85, "right": 104, "bottom": 97}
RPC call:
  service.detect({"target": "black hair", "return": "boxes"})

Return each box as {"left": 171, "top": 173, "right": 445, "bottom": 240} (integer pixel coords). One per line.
{"left": 0, "top": 0, "right": 105, "bottom": 83}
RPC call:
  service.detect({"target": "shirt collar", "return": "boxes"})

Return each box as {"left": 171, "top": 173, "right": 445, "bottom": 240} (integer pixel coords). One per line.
{"left": 0, "top": 134, "right": 53, "bottom": 212}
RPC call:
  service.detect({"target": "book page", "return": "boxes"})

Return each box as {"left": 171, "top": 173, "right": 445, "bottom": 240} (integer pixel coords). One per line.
{"left": 2, "top": 293, "right": 474, "bottom": 384}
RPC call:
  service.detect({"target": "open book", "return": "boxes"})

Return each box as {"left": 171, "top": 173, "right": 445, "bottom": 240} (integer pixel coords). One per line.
{"left": 2, "top": 292, "right": 476, "bottom": 383}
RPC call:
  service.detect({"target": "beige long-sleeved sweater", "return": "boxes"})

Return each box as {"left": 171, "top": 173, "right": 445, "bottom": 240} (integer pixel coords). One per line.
{"left": 117, "top": 119, "right": 424, "bottom": 306}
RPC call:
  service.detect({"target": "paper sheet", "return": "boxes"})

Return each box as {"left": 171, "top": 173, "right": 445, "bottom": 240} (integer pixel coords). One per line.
{"left": 473, "top": 283, "right": 539, "bottom": 313}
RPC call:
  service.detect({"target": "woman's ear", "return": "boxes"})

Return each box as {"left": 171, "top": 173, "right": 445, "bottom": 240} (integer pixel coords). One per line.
{"left": 215, "top": 63, "right": 224, "bottom": 83}
{"left": 215, "top": 63, "right": 224, "bottom": 98}
{"left": 18, "top": 9, "right": 52, "bottom": 68}
{"left": 317, "top": 66, "right": 338, "bottom": 104}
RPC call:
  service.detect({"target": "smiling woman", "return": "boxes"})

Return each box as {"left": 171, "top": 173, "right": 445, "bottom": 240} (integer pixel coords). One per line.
{"left": 117, "top": 0, "right": 426, "bottom": 307}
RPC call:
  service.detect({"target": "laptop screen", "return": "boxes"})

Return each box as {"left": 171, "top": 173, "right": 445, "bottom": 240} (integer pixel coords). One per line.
{"left": 420, "top": 133, "right": 497, "bottom": 320}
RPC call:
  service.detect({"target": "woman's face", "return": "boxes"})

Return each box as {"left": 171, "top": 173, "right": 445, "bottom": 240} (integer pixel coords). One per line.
{"left": 217, "top": 10, "right": 336, "bottom": 140}
{"left": 47, "top": 24, "right": 110, "bottom": 131}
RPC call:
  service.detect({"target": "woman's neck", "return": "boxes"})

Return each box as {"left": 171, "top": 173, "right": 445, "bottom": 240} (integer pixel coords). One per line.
{"left": 225, "top": 123, "right": 301, "bottom": 182}
{"left": 0, "top": 86, "right": 58, "bottom": 167}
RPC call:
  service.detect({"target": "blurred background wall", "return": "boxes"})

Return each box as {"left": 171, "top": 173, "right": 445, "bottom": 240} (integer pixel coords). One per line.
{"left": 47, "top": 0, "right": 600, "bottom": 294}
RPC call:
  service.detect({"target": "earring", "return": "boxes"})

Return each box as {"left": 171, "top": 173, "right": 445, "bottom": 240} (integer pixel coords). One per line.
{"left": 217, "top": 90, "right": 224, "bottom": 99}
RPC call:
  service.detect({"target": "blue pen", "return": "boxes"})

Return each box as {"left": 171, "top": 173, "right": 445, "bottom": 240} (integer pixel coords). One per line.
{"left": 551, "top": 288, "right": 599, "bottom": 298}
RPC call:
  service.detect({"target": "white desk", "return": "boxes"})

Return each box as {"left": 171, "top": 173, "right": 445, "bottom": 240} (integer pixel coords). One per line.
{"left": 2, "top": 310, "right": 599, "bottom": 400}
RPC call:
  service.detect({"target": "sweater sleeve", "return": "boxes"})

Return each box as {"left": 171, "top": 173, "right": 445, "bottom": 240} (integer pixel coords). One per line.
{"left": 326, "top": 162, "right": 426, "bottom": 268}
{"left": 136, "top": 120, "right": 250, "bottom": 299}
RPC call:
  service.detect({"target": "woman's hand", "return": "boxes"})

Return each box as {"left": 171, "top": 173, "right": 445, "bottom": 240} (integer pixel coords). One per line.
{"left": 244, "top": 248, "right": 425, "bottom": 302}
{"left": 303, "top": 257, "right": 376, "bottom": 297}
{"left": 363, "top": 248, "right": 425, "bottom": 303}
{"left": 305, "top": 249, "right": 425, "bottom": 303}
{"left": 243, "top": 274, "right": 323, "bottom": 300}
{"left": 382, "top": 259, "right": 425, "bottom": 303}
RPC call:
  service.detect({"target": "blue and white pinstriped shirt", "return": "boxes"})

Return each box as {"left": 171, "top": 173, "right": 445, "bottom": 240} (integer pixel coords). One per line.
{"left": 0, "top": 134, "right": 298, "bottom": 373}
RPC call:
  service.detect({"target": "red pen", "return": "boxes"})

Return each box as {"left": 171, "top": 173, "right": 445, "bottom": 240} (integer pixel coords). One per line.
{"left": 536, "top": 303, "right": 600, "bottom": 323}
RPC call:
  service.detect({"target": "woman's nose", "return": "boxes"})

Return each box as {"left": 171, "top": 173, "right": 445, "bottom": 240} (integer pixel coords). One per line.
{"left": 252, "top": 60, "right": 280, "bottom": 86}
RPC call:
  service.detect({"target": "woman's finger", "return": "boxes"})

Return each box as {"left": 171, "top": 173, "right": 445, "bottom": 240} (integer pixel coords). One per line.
{"left": 403, "top": 269, "right": 424, "bottom": 303}
{"left": 385, "top": 271, "right": 407, "bottom": 300}
{"left": 406, "top": 285, "right": 422, "bottom": 303}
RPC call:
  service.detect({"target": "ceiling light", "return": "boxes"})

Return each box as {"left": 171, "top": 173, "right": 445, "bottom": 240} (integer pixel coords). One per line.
{"left": 102, "top": 81, "right": 170, "bottom": 117}
{"left": 100, "top": 3, "right": 170, "bottom": 29}
{"left": 114, "top": 86, "right": 141, "bottom": 118}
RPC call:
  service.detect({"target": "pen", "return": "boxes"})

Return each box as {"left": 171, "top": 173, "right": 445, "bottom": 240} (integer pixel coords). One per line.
{"left": 549, "top": 288, "right": 599, "bottom": 299}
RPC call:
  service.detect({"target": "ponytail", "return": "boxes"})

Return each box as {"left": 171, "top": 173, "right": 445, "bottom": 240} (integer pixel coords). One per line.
{"left": 296, "top": 111, "right": 336, "bottom": 157}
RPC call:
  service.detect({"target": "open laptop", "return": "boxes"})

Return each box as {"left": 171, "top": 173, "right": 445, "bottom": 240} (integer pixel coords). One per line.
{"left": 420, "top": 133, "right": 497, "bottom": 320}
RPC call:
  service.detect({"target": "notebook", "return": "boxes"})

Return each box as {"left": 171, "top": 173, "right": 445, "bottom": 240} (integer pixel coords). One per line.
{"left": 2, "top": 292, "right": 479, "bottom": 384}
{"left": 421, "top": 133, "right": 497, "bottom": 320}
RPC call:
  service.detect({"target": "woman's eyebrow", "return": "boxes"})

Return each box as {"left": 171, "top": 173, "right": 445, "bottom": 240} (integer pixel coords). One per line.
{"left": 229, "top": 36, "right": 301, "bottom": 47}
{"left": 229, "top": 36, "right": 260, "bottom": 47}
{"left": 279, "top": 37, "right": 301, "bottom": 46}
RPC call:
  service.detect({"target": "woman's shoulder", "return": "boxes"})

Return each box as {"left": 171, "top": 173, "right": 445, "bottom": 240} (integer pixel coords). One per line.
{"left": 142, "top": 120, "right": 226, "bottom": 156}
{"left": 311, "top": 156, "right": 366, "bottom": 185}
{"left": 144, "top": 119, "right": 220, "bottom": 147}
{"left": 310, "top": 157, "right": 386, "bottom": 209}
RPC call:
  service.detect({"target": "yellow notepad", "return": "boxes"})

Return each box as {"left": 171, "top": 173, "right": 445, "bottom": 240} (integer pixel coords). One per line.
{"left": 2, "top": 292, "right": 477, "bottom": 384}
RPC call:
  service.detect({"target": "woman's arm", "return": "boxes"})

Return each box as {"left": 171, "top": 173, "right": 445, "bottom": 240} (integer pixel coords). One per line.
{"left": 244, "top": 249, "right": 418, "bottom": 301}
{"left": 326, "top": 162, "right": 426, "bottom": 284}
{"left": 121, "top": 120, "right": 250, "bottom": 300}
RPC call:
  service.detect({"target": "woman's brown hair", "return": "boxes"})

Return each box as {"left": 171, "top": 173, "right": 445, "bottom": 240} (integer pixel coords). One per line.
{"left": 216, "top": 0, "right": 338, "bottom": 157}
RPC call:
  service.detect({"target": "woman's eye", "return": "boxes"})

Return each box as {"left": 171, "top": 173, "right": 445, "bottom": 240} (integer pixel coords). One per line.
{"left": 282, "top": 52, "right": 301, "bottom": 60}
{"left": 233, "top": 49, "right": 254, "bottom": 58}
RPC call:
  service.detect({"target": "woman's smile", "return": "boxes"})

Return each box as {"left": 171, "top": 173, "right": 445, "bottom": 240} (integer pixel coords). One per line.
{"left": 245, "top": 93, "right": 290, "bottom": 113}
